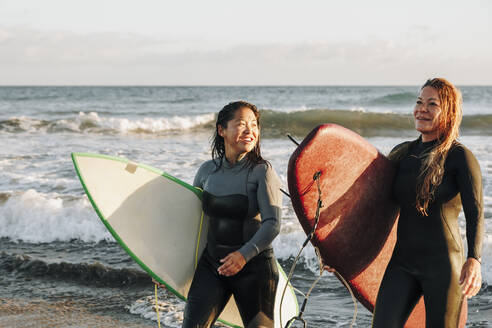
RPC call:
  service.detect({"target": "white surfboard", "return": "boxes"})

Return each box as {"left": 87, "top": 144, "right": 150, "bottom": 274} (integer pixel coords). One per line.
{"left": 71, "top": 153, "right": 298, "bottom": 328}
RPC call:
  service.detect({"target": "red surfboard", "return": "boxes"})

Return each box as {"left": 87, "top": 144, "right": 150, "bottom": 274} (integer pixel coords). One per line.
{"left": 287, "top": 124, "right": 467, "bottom": 327}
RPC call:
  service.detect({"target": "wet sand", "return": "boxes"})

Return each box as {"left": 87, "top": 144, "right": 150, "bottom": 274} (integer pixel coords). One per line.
{"left": 0, "top": 298, "right": 155, "bottom": 328}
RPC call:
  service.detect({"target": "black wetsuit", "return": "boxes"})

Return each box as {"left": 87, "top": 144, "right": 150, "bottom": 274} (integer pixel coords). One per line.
{"left": 372, "top": 138, "right": 484, "bottom": 328}
{"left": 182, "top": 158, "right": 282, "bottom": 328}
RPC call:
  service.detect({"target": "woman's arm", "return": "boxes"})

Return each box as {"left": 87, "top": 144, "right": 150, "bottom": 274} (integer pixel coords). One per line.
{"left": 454, "top": 145, "right": 484, "bottom": 298}
{"left": 238, "top": 164, "right": 282, "bottom": 262}
{"left": 454, "top": 145, "right": 484, "bottom": 261}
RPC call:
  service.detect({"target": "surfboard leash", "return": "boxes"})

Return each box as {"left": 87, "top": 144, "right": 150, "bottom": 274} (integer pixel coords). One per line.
{"left": 195, "top": 210, "right": 205, "bottom": 269}
{"left": 154, "top": 283, "right": 162, "bottom": 328}
{"left": 333, "top": 270, "right": 358, "bottom": 328}
{"left": 280, "top": 171, "right": 358, "bottom": 328}
{"left": 292, "top": 249, "right": 358, "bottom": 328}
{"left": 280, "top": 171, "right": 323, "bottom": 328}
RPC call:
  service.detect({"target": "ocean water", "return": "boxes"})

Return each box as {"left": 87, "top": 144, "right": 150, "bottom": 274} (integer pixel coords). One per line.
{"left": 0, "top": 86, "right": 491, "bottom": 327}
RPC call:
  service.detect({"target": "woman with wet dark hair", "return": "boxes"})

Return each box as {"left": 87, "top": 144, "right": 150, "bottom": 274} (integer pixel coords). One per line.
{"left": 372, "top": 78, "right": 484, "bottom": 327}
{"left": 183, "top": 101, "right": 282, "bottom": 328}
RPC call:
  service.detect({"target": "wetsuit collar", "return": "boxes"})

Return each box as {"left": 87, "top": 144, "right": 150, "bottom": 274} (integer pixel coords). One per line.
{"left": 418, "top": 135, "right": 438, "bottom": 148}
{"left": 413, "top": 136, "right": 439, "bottom": 157}
{"left": 222, "top": 155, "right": 248, "bottom": 169}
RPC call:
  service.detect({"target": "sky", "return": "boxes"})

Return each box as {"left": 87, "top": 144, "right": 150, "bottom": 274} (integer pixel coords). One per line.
{"left": 0, "top": 0, "right": 491, "bottom": 85}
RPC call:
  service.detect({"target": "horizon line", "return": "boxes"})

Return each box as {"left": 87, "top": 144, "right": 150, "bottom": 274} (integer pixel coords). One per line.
{"left": 1, "top": 84, "right": 491, "bottom": 87}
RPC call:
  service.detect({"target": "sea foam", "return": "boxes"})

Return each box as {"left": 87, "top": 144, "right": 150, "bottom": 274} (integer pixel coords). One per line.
{"left": 127, "top": 293, "right": 185, "bottom": 328}
{"left": 0, "top": 112, "right": 215, "bottom": 135}
{"left": 73, "top": 112, "right": 215, "bottom": 133}
{"left": 0, "top": 189, "right": 112, "bottom": 243}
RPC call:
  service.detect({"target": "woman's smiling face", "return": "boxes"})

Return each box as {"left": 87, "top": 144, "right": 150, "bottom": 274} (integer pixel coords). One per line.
{"left": 218, "top": 106, "right": 259, "bottom": 161}
{"left": 414, "top": 86, "right": 442, "bottom": 142}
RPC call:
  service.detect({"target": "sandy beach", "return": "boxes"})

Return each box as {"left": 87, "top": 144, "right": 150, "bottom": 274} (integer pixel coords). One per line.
{"left": 0, "top": 298, "right": 155, "bottom": 328}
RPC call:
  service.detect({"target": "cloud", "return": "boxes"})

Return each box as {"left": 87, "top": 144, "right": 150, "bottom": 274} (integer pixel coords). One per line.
{"left": 0, "top": 26, "right": 491, "bottom": 85}
{"left": 0, "top": 27, "right": 188, "bottom": 65}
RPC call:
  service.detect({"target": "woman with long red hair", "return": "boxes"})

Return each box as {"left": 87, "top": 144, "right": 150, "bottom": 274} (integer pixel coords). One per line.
{"left": 372, "top": 78, "right": 484, "bottom": 327}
